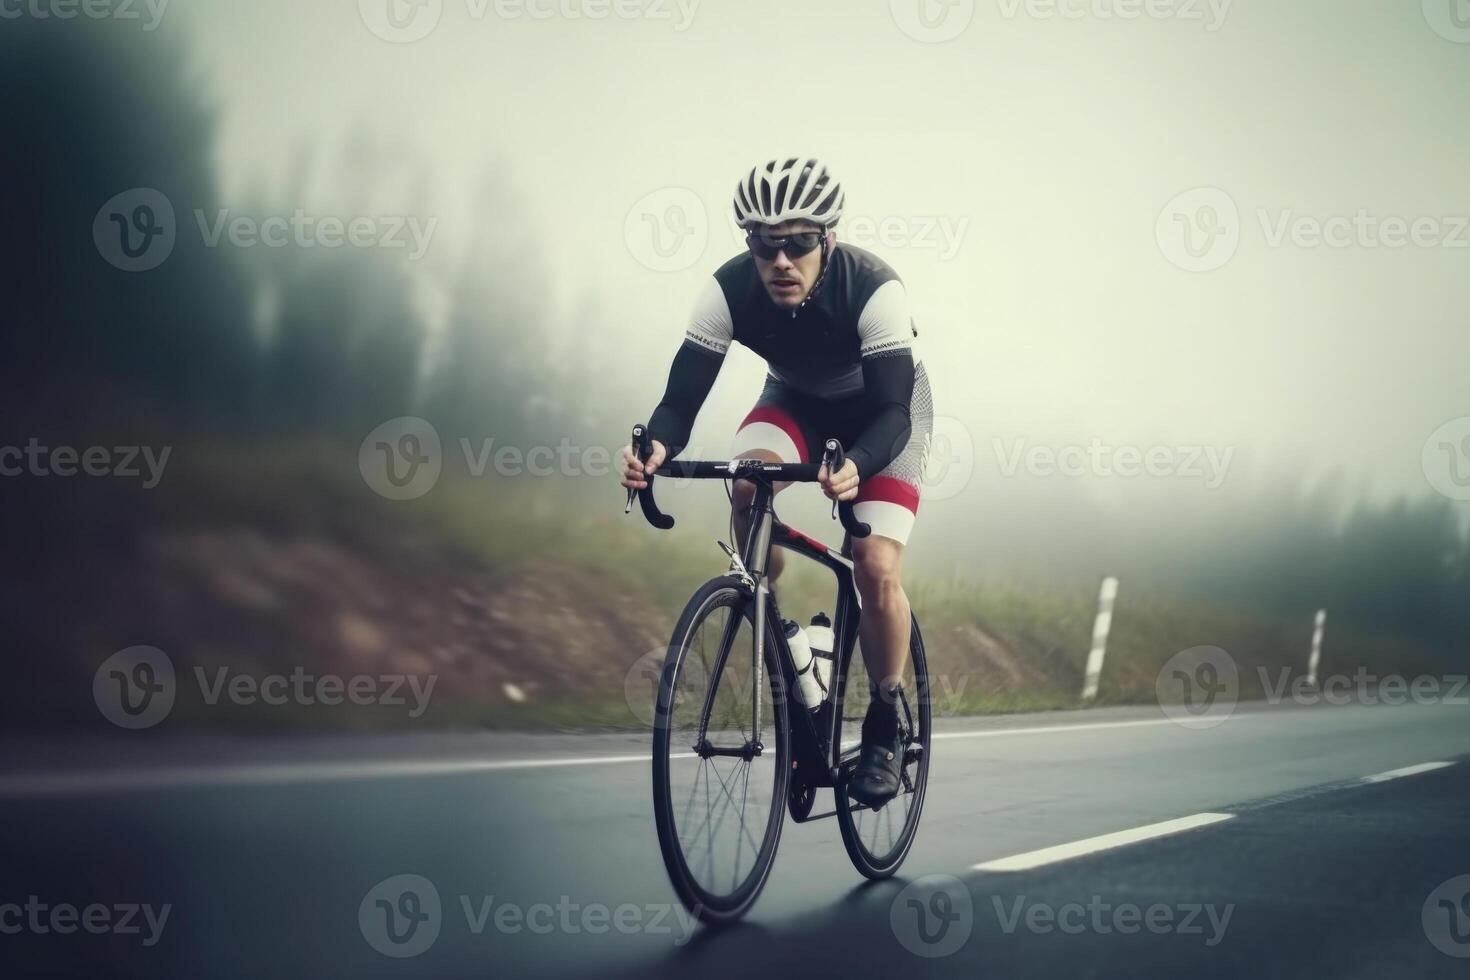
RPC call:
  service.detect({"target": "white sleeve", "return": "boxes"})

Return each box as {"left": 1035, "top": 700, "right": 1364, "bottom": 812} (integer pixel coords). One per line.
{"left": 684, "top": 277, "right": 734, "bottom": 356}
{"left": 856, "top": 280, "right": 915, "bottom": 359}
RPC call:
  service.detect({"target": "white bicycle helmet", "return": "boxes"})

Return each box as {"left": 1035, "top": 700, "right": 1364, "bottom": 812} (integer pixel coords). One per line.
{"left": 732, "top": 158, "right": 845, "bottom": 230}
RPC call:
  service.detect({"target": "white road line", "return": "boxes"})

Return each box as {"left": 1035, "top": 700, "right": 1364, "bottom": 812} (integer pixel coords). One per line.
{"left": 1360, "top": 761, "right": 1454, "bottom": 784}
{"left": 0, "top": 715, "right": 1218, "bottom": 798}
{"left": 973, "top": 813, "right": 1235, "bottom": 873}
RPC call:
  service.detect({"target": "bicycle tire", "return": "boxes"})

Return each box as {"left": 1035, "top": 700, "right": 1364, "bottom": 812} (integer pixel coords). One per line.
{"left": 833, "top": 614, "right": 932, "bottom": 879}
{"left": 652, "top": 576, "right": 792, "bottom": 924}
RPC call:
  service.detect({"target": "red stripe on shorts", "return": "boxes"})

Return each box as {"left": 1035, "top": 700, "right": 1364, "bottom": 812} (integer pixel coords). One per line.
{"left": 739, "top": 405, "right": 809, "bottom": 463}
{"left": 855, "top": 474, "right": 920, "bottom": 514}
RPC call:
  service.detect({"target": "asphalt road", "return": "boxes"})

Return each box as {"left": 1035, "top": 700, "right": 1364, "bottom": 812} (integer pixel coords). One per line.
{"left": 3, "top": 700, "right": 1469, "bottom": 978}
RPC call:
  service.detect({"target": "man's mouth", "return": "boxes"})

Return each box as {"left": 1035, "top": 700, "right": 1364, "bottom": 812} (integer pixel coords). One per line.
{"left": 771, "top": 277, "right": 801, "bottom": 292}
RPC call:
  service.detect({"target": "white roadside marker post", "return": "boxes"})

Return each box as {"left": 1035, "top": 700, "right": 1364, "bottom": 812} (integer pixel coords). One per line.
{"left": 1081, "top": 576, "right": 1119, "bottom": 701}
{"left": 1307, "top": 609, "right": 1326, "bottom": 688}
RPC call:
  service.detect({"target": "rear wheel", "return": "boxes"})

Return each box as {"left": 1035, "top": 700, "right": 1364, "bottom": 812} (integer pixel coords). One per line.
{"left": 652, "top": 577, "right": 791, "bottom": 924}
{"left": 834, "top": 615, "right": 931, "bottom": 879}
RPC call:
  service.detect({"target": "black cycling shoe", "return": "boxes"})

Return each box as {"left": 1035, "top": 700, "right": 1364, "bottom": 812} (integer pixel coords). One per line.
{"left": 848, "top": 697, "right": 904, "bottom": 808}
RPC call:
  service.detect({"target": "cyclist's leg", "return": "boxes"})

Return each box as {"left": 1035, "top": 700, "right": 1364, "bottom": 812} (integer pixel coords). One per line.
{"left": 849, "top": 360, "right": 933, "bottom": 687}
{"left": 846, "top": 364, "right": 933, "bottom": 803}
{"left": 730, "top": 378, "right": 822, "bottom": 587}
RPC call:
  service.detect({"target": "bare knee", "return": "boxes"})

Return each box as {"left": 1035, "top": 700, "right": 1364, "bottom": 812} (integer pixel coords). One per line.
{"left": 853, "top": 538, "right": 904, "bottom": 607}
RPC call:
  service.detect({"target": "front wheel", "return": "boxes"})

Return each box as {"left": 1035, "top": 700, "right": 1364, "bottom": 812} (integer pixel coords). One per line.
{"left": 834, "top": 614, "right": 931, "bottom": 879}
{"left": 652, "top": 577, "right": 791, "bottom": 924}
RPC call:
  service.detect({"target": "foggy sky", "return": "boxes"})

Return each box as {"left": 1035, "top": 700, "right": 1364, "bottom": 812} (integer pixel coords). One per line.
{"left": 165, "top": 0, "right": 1469, "bottom": 514}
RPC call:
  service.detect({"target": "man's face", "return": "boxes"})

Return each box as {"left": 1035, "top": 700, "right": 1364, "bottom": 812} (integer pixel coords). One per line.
{"left": 747, "top": 220, "right": 833, "bottom": 310}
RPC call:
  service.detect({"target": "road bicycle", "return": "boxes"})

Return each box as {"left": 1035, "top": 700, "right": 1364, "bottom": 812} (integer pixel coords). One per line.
{"left": 626, "top": 424, "right": 932, "bottom": 924}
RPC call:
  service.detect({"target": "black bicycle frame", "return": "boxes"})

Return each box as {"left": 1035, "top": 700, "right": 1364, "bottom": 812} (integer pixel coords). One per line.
{"left": 626, "top": 426, "right": 874, "bottom": 795}
{"left": 737, "top": 479, "right": 864, "bottom": 790}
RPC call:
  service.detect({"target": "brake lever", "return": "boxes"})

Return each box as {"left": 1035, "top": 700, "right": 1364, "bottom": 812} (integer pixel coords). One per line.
{"left": 627, "top": 423, "right": 675, "bottom": 530}
{"left": 822, "top": 438, "right": 871, "bottom": 539}
{"left": 625, "top": 424, "right": 646, "bottom": 514}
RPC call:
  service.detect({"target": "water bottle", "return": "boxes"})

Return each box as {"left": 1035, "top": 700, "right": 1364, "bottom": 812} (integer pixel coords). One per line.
{"left": 783, "top": 620, "right": 824, "bottom": 709}
{"left": 808, "top": 613, "right": 834, "bottom": 702}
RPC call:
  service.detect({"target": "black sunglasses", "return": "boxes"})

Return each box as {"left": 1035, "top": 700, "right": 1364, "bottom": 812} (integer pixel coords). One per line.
{"left": 745, "top": 230, "right": 826, "bottom": 261}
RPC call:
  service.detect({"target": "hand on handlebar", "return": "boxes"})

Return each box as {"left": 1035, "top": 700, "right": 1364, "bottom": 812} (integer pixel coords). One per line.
{"left": 620, "top": 439, "right": 666, "bottom": 490}
{"left": 817, "top": 457, "right": 860, "bottom": 502}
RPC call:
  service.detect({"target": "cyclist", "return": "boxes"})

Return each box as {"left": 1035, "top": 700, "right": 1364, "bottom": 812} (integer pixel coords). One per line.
{"left": 621, "top": 158, "right": 934, "bottom": 807}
